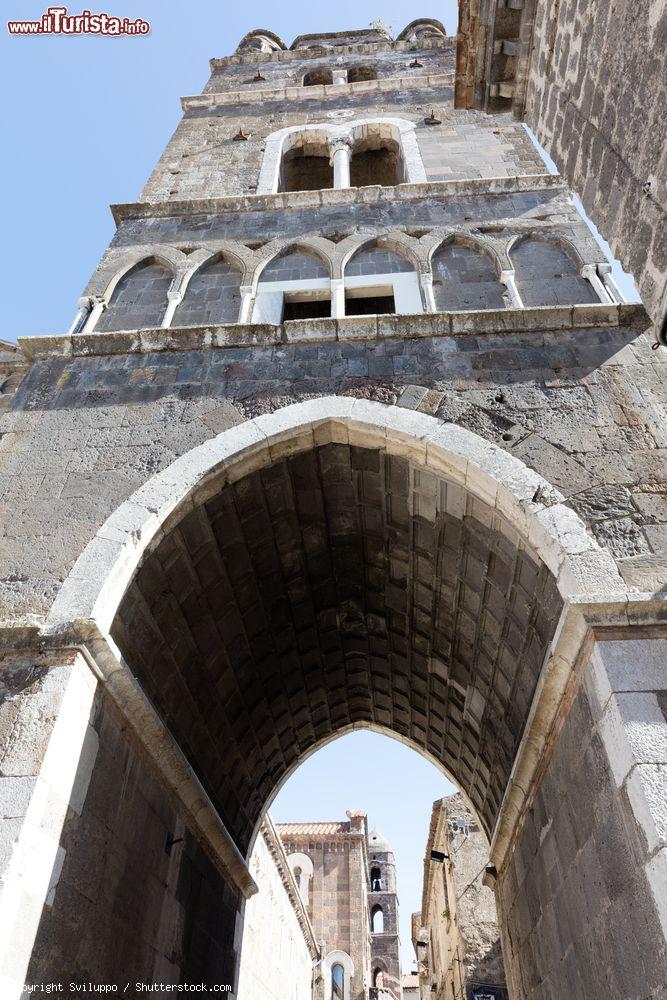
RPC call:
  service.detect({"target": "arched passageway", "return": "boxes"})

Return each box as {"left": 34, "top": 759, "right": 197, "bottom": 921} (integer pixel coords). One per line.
{"left": 21, "top": 401, "right": 665, "bottom": 998}
{"left": 110, "top": 438, "right": 562, "bottom": 856}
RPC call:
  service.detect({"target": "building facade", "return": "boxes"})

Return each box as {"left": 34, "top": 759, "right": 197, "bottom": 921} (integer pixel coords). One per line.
{"left": 237, "top": 816, "right": 319, "bottom": 1000}
{"left": 0, "top": 15, "right": 666, "bottom": 1000}
{"left": 414, "top": 796, "right": 507, "bottom": 1000}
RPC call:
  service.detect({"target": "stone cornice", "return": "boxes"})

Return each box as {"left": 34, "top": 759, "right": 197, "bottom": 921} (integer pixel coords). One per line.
{"left": 18, "top": 303, "right": 649, "bottom": 362}
{"left": 209, "top": 37, "right": 455, "bottom": 70}
{"left": 181, "top": 72, "right": 454, "bottom": 112}
{"left": 110, "top": 174, "right": 565, "bottom": 225}
{"left": 261, "top": 815, "right": 320, "bottom": 960}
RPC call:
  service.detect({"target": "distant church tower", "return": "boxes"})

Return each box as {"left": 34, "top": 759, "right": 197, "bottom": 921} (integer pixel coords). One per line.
{"left": 368, "top": 828, "right": 401, "bottom": 999}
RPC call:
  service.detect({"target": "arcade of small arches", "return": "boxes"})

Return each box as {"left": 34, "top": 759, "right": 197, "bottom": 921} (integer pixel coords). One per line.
{"left": 80, "top": 229, "right": 619, "bottom": 336}
{"left": 235, "top": 20, "right": 448, "bottom": 54}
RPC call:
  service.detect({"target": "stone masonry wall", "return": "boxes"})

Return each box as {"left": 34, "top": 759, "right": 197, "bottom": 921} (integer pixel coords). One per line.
{"left": 140, "top": 96, "right": 546, "bottom": 203}
{"left": 1, "top": 653, "right": 239, "bottom": 989}
{"left": 1, "top": 319, "right": 664, "bottom": 623}
{"left": 524, "top": 0, "right": 667, "bottom": 328}
{"left": 496, "top": 640, "right": 667, "bottom": 999}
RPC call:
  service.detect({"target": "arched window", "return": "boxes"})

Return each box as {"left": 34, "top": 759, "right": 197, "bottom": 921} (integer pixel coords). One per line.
{"left": 510, "top": 236, "right": 598, "bottom": 306}
{"left": 173, "top": 255, "right": 242, "bottom": 327}
{"left": 370, "top": 866, "right": 383, "bottom": 891}
{"left": 332, "top": 963, "right": 345, "bottom": 1000}
{"left": 253, "top": 248, "right": 331, "bottom": 323}
{"left": 349, "top": 133, "right": 402, "bottom": 187}
{"left": 303, "top": 68, "right": 333, "bottom": 86}
{"left": 431, "top": 243, "right": 506, "bottom": 311}
{"left": 373, "top": 969, "right": 384, "bottom": 987}
{"left": 347, "top": 66, "right": 377, "bottom": 83}
{"left": 344, "top": 242, "right": 420, "bottom": 316}
{"left": 286, "top": 851, "right": 314, "bottom": 906}
{"left": 371, "top": 905, "right": 384, "bottom": 932}
{"left": 97, "top": 258, "right": 172, "bottom": 332}
{"left": 280, "top": 134, "right": 333, "bottom": 193}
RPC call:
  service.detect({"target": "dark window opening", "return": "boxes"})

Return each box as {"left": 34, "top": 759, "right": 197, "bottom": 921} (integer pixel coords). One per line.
{"left": 281, "top": 147, "right": 333, "bottom": 193}
{"left": 347, "top": 66, "right": 377, "bottom": 83}
{"left": 332, "top": 964, "right": 345, "bottom": 1000}
{"left": 350, "top": 146, "right": 400, "bottom": 187}
{"left": 303, "top": 68, "right": 333, "bottom": 86}
{"left": 370, "top": 866, "right": 382, "bottom": 890}
{"left": 345, "top": 293, "right": 395, "bottom": 316}
{"left": 283, "top": 297, "right": 331, "bottom": 321}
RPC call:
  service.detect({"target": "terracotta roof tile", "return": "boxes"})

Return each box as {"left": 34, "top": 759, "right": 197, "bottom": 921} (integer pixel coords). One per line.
{"left": 275, "top": 821, "right": 349, "bottom": 836}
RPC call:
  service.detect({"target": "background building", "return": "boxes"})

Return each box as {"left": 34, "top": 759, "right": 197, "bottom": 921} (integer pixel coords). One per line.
{"left": 237, "top": 815, "right": 319, "bottom": 1000}
{"left": 414, "top": 796, "right": 507, "bottom": 1000}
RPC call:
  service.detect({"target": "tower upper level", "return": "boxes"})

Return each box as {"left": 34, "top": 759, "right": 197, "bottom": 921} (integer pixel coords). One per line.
{"left": 68, "top": 16, "right": 619, "bottom": 343}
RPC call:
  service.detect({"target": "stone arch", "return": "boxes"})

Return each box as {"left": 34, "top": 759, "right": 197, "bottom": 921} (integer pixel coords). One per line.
{"left": 236, "top": 28, "right": 286, "bottom": 53}
{"left": 347, "top": 66, "right": 378, "bottom": 84}
{"left": 93, "top": 246, "right": 185, "bottom": 305}
{"left": 396, "top": 18, "right": 448, "bottom": 43}
{"left": 95, "top": 256, "right": 174, "bottom": 333}
{"left": 252, "top": 243, "right": 333, "bottom": 323}
{"left": 46, "top": 398, "right": 622, "bottom": 872}
{"left": 431, "top": 237, "right": 507, "bottom": 311}
{"left": 279, "top": 128, "right": 334, "bottom": 192}
{"left": 303, "top": 68, "right": 333, "bottom": 87}
{"left": 257, "top": 119, "right": 427, "bottom": 195}
{"left": 342, "top": 236, "right": 422, "bottom": 314}
{"left": 254, "top": 243, "right": 332, "bottom": 284}
{"left": 371, "top": 904, "right": 384, "bottom": 932}
{"left": 286, "top": 851, "right": 313, "bottom": 905}
{"left": 347, "top": 119, "right": 425, "bottom": 187}
{"left": 323, "top": 951, "right": 354, "bottom": 1000}
{"left": 509, "top": 233, "right": 599, "bottom": 307}
{"left": 172, "top": 252, "right": 243, "bottom": 327}
{"left": 342, "top": 234, "right": 419, "bottom": 276}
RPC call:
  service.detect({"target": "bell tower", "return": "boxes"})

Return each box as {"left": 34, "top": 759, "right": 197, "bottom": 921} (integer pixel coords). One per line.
{"left": 368, "top": 828, "right": 401, "bottom": 999}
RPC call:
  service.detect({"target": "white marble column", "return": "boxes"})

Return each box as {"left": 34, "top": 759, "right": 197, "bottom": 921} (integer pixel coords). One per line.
{"left": 238, "top": 285, "right": 254, "bottom": 323}
{"left": 162, "top": 289, "right": 183, "bottom": 328}
{"left": 420, "top": 271, "right": 437, "bottom": 312}
{"left": 66, "top": 297, "right": 92, "bottom": 336}
{"left": 331, "top": 138, "right": 352, "bottom": 189}
{"left": 331, "top": 278, "right": 346, "bottom": 318}
{"left": 598, "top": 263, "right": 626, "bottom": 303}
{"left": 500, "top": 269, "right": 523, "bottom": 308}
{"left": 332, "top": 70, "right": 347, "bottom": 85}
{"left": 581, "top": 263, "right": 614, "bottom": 303}
{"left": 80, "top": 296, "right": 106, "bottom": 333}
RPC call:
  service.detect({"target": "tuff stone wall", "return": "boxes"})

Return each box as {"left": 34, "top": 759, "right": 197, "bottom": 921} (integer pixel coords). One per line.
{"left": 523, "top": 0, "right": 667, "bottom": 330}
{"left": 1, "top": 653, "right": 238, "bottom": 990}
{"left": 496, "top": 637, "right": 667, "bottom": 998}
{"left": 139, "top": 95, "right": 545, "bottom": 203}
{"left": 1, "top": 317, "right": 663, "bottom": 623}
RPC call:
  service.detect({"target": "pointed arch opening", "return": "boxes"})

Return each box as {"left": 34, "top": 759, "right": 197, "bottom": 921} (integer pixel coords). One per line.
{"left": 96, "top": 257, "right": 172, "bottom": 332}
{"left": 173, "top": 254, "right": 242, "bottom": 327}
{"left": 431, "top": 240, "right": 507, "bottom": 312}
{"left": 510, "top": 235, "right": 598, "bottom": 306}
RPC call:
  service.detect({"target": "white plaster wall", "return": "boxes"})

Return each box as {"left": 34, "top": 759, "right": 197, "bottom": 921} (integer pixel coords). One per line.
{"left": 237, "top": 832, "right": 313, "bottom": 1000}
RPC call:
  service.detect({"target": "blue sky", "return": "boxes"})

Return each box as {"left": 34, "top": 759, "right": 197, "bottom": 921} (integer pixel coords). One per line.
{"left": 0, "top": 2, "right": 458, "bottom": 342}
{"left": 271, "top": 729, "right": 456, "bottom": 969}
{"left": 1, "top": 0, "right": 637, "bottom": 345}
